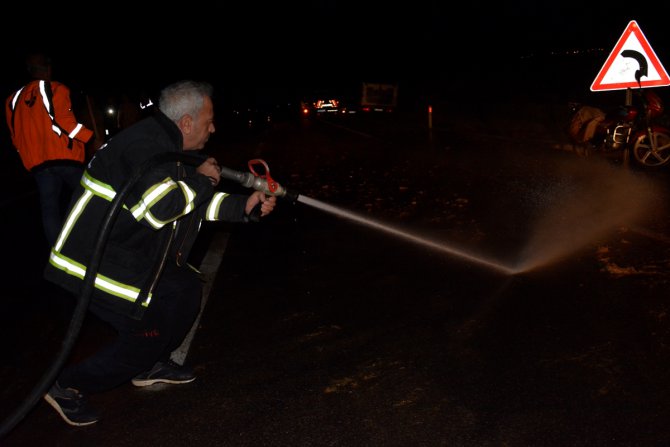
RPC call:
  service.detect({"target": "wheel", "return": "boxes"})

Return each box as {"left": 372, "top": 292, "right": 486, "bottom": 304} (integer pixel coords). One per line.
{"left": 632, "top": 131, "right": 670, "bottom": 167}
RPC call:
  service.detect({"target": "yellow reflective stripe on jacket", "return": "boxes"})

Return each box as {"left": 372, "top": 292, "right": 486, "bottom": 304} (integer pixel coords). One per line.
{"left": 130, "top": 178, "right": 197, "bottom": 229}
{"left": 130, "top": 177, "right": 176, "bottom": 223}
{"left": 54, "top": 189, "right": 94, "bottom": 251}
{"left": 81, "top": 172, "right": 197, "bottom": 230}
{"left": 48, "top": 250, "right": 148, "bottom": 305}
{"left": 50, "top": 182, "right": 150, "bottom": 306}
{"left": 81, "top": 171, "right": 116, "bottom": 201}
{"left": 177, "top": 180, "right": 196, "bottom": 215}
{"left": 207, "top": 192, "right": 230, "bottom": 220}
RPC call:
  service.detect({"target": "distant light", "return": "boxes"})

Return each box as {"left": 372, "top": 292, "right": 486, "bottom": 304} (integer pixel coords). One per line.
{"left": 107, "top": 107, "right": 115, "bottom": 115}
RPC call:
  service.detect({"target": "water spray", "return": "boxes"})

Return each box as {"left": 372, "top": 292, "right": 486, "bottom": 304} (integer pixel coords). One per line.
{"left": 218, "top": 159, "right": 517, "bottom": 274}
{"left": 298, "top": 195, "right": 518, "bottom": 275}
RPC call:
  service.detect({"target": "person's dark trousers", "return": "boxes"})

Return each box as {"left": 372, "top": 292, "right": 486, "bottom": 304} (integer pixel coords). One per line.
{"left": 58, "top": 262, "right": 202, "bottom": 394}
{"left": 32, "top": 163, "right": 84, "bottom": 247}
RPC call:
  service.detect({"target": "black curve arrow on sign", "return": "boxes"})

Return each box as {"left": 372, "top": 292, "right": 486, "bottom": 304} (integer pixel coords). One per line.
{"left": 621, "top": 49, "right": 648, "bottom": 83}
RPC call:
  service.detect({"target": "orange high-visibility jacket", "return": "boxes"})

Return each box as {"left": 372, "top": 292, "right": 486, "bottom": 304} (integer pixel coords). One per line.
{"left": 6, "top": 80, "right": 93, "bottom": 171}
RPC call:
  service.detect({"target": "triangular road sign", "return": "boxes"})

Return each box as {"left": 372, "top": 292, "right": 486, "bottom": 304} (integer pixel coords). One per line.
{"left": 591, "top": 20, "right": 670, "bottom": 91}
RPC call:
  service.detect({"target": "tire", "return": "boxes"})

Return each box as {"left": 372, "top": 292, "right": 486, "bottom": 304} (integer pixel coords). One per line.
{"left": 632, "top": 131, "right": 670, "bottom": 167}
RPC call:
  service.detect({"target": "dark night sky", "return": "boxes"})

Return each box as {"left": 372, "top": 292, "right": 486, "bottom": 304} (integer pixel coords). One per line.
{"left": 3, "top": 2, "right": 669, "bottom": 104}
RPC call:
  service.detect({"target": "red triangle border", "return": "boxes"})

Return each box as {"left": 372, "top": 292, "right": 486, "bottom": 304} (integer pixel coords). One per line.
{"left": 591, "top": 20, "right": 670, "bottom": 92}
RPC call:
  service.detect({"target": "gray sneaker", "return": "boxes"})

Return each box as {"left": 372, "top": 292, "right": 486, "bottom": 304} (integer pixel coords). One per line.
{"left": 131, "top": 360, "right": 196, "bottom": 387}
{"left": 44, "top": 382, "right": 100, "bottom": 426}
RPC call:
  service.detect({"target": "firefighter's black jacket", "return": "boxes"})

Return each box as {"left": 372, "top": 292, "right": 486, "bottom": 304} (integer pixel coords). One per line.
{"left": 44, "top": 111, "right": 248, "bottom": 319}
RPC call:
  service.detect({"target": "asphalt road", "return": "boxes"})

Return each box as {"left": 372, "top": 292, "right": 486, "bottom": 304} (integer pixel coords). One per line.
{"left": 3, "top": 110, "right": 670, "bottom": 446}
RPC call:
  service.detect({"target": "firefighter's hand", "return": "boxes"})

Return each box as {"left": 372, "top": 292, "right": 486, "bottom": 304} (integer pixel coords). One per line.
{"left": 197, "top": 157, "right": 221, "bottom": 186}
{"left": 245, "top": 191, "right": 277, "bottom": 218}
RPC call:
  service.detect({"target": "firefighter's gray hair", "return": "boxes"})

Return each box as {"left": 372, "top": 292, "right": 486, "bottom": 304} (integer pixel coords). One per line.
{"left": 158, "top": 80, "right": 213, "bottom": 123}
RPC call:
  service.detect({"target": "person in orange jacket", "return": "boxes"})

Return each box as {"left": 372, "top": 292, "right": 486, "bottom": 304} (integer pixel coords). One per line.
{"left": 5, "top": 53, "right": 95, "bottom": 248}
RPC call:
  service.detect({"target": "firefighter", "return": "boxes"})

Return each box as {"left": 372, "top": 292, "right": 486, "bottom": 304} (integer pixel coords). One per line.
{"left": 42, "top": 80, "right": 277, "bottom": 426}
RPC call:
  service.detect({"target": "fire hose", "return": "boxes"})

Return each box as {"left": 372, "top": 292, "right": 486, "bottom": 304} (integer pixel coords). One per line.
{"left": 0, "top": 153, "right": 295, "bottom": 438}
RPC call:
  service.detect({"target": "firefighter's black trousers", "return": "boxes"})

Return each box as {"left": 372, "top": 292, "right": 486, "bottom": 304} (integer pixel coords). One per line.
{"left": 58, "top": 262, "right": 202, "bottom": 394}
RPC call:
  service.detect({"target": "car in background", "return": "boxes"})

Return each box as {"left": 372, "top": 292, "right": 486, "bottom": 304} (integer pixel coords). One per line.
{"left": 300, "top": 98, "right": 339, "bottom": 118}
{"left": 314, "top": 98, "right": 340, "bottom": 114}
{"left": 301, "top": 98, "right": 360, "bottom": 118}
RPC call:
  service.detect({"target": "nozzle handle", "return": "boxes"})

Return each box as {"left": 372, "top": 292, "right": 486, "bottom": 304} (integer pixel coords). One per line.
{"left": 218, "top": 161, "right": 299, "bottom": 203}
{"left": 246, "top": 203, "right": 262, "bottom": 222}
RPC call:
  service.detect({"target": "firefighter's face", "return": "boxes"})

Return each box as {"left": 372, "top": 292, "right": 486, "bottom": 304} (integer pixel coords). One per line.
{"left": 182, "top": 96, "right": 215, "bottom": 150}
